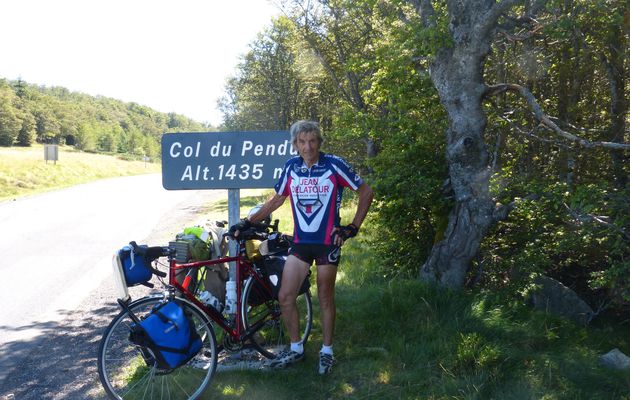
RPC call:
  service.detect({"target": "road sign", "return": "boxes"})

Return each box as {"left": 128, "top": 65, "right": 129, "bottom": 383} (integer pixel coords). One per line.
{"left": 44, "top": 144, "right": 58, "bottom": 164}
{"left": 161, "top": 131, "right": 296, "bottom": 190}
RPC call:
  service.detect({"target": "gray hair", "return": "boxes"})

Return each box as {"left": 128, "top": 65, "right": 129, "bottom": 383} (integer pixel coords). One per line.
{"left": 289, "top": 120, "right": 323, "bottom": 146}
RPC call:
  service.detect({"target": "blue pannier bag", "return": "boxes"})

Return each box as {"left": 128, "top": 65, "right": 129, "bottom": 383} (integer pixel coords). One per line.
{"left": 129, "top": 300, "right": 202, "bottom": 370}
{"left": 118, "top": 244, "right": 153, "bottom": 287}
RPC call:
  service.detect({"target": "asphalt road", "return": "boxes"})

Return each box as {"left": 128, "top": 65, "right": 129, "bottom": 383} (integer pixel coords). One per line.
{"left": 0, "top": 174, "right": 227, "bottom": 399}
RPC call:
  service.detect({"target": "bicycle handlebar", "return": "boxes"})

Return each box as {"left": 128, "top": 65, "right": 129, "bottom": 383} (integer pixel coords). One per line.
{"left": 128, "top": 241, "right": 169, "bottom": 278}
{"left": 223, "top": 228, "right": 268, "bottom": 242}
{"left": 223, "top": 218, "right": 280, "bottom": 242}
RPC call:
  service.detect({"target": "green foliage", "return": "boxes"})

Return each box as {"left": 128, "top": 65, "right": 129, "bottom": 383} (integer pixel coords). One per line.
{"left": 75, "top": 122, "right": 98, "bottom": 152}
{"left": 219, "top": 16, "right": 334, "bottom": 131}
{"left": 16, "top": 110, "right": 36, "bottom": 146}
{"left": 0, "top": 78, "right": 206, "bottom": 161}
{"left": 0, "top": 81, "right": 21, "bottom": 146}
{"left": 0, "top": 101, "right": 20, "bottom": 146}
{"left": 335, "top": 7, "right": 449, "bottom": 280}
{"left": 481, "top": 182, "right": 630, "bottom": 309}
{"left": 221, "top": 1, "right": 628, "bottom": 310}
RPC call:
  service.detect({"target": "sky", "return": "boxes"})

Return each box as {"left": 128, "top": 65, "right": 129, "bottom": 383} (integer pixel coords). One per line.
{"left": 0, "top": 0, "right": 280, "bottom": 126}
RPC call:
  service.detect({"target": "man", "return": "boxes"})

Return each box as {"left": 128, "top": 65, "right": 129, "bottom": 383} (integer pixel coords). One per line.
{"left": 230, "top": 120, "right": 373, "bottom": 374}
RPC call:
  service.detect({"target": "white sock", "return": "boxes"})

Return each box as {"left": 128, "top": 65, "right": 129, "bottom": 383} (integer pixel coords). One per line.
{"left": 291, "top": 341, "right": 304, "bottom": 354}
{"left": 321, "top": 344, "right": 333, "bottom": 356}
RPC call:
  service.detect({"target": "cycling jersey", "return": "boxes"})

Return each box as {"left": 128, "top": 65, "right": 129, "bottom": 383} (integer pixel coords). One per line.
{"left": 275, "top": 152, "right": 363, "bottom": 245}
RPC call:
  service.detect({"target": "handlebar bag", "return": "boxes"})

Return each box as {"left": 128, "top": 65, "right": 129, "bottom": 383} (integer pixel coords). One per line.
{"left": 118, "top": 245, "right": 153, "bottom": 287}
{"left": 129, "top": 300, "right": 202, "bottom": 370}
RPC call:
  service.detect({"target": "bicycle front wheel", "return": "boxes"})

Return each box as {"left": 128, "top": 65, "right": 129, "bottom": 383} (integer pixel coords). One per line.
{"left": 98, "top": 296, "right": 217, "bottom": 400}
{"left": 241, "top": 276, "right": 312, "bottom": 359}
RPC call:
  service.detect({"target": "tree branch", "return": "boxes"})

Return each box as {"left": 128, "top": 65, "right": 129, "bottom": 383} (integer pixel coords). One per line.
{"left": 480, "top": 0, "right": 522, "bottom": 38}
{"left": 496, "top": 111, "right": 571, "bottom": 150}
{"left": 498, "top": 22, "right": 544, "bottom": 42}
{"left": 405, "top": 0, "right": 436, "bottom": 28}
{"left": 563, "top": 203, "right": 630, "bottom": 241}
{"left": 485, "top": 83, "right": 630, "bottom": 150}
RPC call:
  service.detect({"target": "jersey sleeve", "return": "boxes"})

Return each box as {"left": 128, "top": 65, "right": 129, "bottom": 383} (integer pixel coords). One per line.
{"left": 274, "top": 159, "right": 293, "bottom": 196}
{"left": 329, "top": 155, "right": 363, "bottom": 190}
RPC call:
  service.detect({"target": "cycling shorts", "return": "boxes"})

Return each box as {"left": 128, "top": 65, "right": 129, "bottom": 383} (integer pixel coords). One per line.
{"left": 288, "top": 243, "right": 341, "bottom": 266}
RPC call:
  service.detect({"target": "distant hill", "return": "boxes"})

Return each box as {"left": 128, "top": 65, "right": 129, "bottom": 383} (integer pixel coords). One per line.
{"left": 0, "top": 77, "right": 212, "bottom": 161}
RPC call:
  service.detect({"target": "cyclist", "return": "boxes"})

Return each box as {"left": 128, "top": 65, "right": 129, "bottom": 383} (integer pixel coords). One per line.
{"left": 230, "top": 120, "right": 373, "bottom": 375}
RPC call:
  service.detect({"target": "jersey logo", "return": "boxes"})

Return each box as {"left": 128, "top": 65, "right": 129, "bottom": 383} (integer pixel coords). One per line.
{"left": 289, "top": 170, "right": 334, "bottom": 232}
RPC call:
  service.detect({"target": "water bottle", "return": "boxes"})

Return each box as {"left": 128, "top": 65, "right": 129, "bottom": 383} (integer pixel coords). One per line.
{"left": 198, "top": 290, "right": 223, "bottom": 312}
{"left": 225, "top": 280, "right": 237, "bottom": 314}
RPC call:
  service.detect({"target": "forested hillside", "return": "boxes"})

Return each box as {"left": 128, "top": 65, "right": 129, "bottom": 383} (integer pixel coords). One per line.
{"left": 219, "top": 1, "right": 629, "bottom": 313}
{"left": 0, "top": 78, "right": 207, "bottom": 160}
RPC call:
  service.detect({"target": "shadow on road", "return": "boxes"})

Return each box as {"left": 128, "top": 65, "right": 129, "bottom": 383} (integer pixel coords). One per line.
{"left": 0, "top": 302, "right": 120, "bottom": 400}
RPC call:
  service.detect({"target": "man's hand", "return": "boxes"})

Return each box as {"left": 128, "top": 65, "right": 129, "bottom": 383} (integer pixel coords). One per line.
{"left": 331, "top": 224, "right": 358, "bottom": 246}
{"left": 228, "top": 219, "right": 251, "bottom": 238}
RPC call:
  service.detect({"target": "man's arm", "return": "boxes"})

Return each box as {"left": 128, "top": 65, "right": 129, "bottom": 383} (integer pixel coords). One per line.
{"left": 332, "top": 183, "right": 374, "bottom": 246}
{"left": 230, "top": 193, "right": 287, "bottom": 238}
{"left": 351, "top": 183, "right": 374, "bottom": 230}
{"left": 248, "top": 193, "right": 287, "bottom": 224}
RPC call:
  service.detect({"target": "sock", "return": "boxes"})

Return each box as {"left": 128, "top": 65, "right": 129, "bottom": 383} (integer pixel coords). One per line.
{"left": 321, "top": 344, "right": 333, "bottom": 356}
{"left": 291, "top": 341, "right": 304, "bottom": 354}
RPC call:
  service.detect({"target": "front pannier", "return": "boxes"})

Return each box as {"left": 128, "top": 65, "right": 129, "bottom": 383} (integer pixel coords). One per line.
{"left": 129, "top": 300, "right": 202, "bottom": 370}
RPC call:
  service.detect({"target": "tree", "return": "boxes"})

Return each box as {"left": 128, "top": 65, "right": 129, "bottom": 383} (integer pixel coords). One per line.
{"left": 16, "top": 110, "right": 36, "bottom": 146}
{"left": 0, "top": 83, "right": 21, "bottom": 146}
{"left": 33, "top": 107, "right": 61, "bottom": 143}
{"left": 405, "top": 0, "right": 629, "bottom": 288}
{"left": 75, "top": 122, "right": 97, "bottom": 151}
{"left": 280, "top": 0, "right": 381, "bottom": 159}
{"left": 219, "top": 17, "right": 310, "bottom": 131}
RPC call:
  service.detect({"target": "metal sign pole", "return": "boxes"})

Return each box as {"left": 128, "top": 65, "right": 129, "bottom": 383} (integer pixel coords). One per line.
{"left": 227, "top": 188, "right": 240, "bottom": 281}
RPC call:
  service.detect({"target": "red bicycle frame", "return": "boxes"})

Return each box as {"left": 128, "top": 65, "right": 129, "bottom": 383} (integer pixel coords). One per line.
{"left": 166, "top": 240, "right": 275, "bottom": 344}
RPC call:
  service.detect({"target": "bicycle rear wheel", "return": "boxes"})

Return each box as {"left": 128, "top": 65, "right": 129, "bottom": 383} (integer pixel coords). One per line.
{"left": 241, "top": 276, "right": 312, "bottom": 359}
{"left": 98, "top": 296, "right": 217, "bottom": 400}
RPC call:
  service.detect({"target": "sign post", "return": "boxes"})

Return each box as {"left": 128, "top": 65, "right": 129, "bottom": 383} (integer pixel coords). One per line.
{"left": 227, "top": 189, "right": 240, "bottom": 281}
{"left": 161, "top": 131, "right": 295, "bottom": 280}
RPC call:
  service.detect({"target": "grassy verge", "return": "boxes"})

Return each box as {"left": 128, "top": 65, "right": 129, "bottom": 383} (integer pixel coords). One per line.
{"left": 0, "top": 144, "right": 160, "bottom": 201}
{"left": 200, "top": 193, "right": 630, "bottom": 399}
{"left": 5, "top": 145, "right": 626, "bottom": 398}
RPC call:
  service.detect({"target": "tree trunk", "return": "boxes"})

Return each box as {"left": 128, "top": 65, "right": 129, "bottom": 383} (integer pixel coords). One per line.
{"left": 419, "top": 77, "right": 497, "bottom": 287}
{"left": 417, "top": 0, "right": 511, "bottom": 288}
{"left": 605, "top": 21, "right": 627, "bottom": 188}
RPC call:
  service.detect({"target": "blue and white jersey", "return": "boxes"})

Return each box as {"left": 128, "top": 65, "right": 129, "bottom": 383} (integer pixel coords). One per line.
{"left": 274, "top": 152, "right": 363, "bottom": 245}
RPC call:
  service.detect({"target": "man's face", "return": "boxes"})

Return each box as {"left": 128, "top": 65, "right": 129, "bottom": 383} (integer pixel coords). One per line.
{"left": 295, "top": 131, "right": 320, "bottom": 165}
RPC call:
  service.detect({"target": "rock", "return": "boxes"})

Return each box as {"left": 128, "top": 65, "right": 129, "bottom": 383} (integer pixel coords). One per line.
{"left": 599, "top": 348, "right": 630, "bottom": 370}
{"left": 528, "top": 275, "right": 594, "bottom": 325}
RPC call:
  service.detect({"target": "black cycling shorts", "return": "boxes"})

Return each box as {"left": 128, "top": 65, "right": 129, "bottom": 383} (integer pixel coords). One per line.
{"left": 288, "top": 243, "right": 341, "bottom": 266}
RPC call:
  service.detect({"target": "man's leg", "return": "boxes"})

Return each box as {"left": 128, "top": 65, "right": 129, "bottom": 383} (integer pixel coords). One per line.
{"left": 278, "top": 255, "right": 311, "bottom": 343}
{"left": 316, "top": 263, "right": 338, "bottom": 346}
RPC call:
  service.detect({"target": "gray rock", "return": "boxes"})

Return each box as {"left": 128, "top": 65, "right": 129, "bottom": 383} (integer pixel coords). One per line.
{"left": 528, "top": 275, "right": 594, "bottom": 325}
{"left": 599, "top": 348, "right": 630, "bottom": 370}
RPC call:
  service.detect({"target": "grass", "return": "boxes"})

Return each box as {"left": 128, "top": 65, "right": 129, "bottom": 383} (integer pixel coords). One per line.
{"left": 6, "top": 147, "right": 627, "bottom": 399}
{"left": 196, "top": 193, "right": 630, "bottom": 400}
{"left": 0, "top": 144, "right": 160, "bottom": 201}
{"left": 204, "top": 282, "right": 630, "bottom": 399}
{"left": 206, "top": 282, "right": 630, "bottom": 399}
